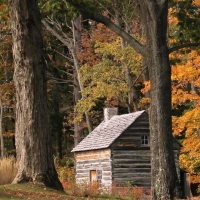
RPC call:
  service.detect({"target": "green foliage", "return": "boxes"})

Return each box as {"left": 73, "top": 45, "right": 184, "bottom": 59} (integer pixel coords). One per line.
{"left": 170, "top": 0, "right": 200, "bottom": 43}
{"left": 0, "top": 183, "right": 68, "bottom": 199}
{"left": 0, "top": 1, "right": 8, "bottom": 22}
{"left": 39, "top": 0, "right": 79, "bottom": 34}
{"left": 75, "top": 37, "right": 142, "bottom": 120}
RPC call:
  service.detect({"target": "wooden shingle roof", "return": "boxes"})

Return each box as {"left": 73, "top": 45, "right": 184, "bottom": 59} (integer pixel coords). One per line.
{"left": 72, "top": 110, "right": 146, "bottom": 152}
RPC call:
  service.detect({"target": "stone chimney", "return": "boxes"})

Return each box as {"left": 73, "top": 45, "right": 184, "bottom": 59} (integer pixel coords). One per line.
{"left": 104, "top": 107, "right": 118, "bottom": 121}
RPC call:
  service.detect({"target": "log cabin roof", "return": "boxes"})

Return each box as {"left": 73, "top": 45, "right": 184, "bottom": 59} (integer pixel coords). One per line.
{"left": 72, "top": 110, "right": 146, "bottom": 152}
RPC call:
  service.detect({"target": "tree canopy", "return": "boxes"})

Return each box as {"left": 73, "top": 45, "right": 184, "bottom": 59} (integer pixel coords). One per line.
{"left": 1, "top": 0, "right": 200, "bottom": 198}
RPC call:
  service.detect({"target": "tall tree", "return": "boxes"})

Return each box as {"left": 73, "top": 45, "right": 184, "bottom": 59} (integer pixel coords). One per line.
{"left": 0, "top": 98, "right": 3, "bottom": 158}
{"left": 42, "top": 15, "right": 94, "bottom": 144}
{"left": 65, "top": 0, "right": 200, "bottom": 199}
{"left": 8, "top": 0, "right": 62, "bottom": 189}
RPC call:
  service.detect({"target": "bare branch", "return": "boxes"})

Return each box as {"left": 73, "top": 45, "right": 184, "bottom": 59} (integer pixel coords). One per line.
{"left": 94, "top": 0, "right": 115, "bottom": 18}
{"left": 57, "top": 68, "right": 73, "bottom": 77}
{"left": 49, "top": 48, "right": 73, "bottom": 63}
{"left": 65, "top": 0, "right": 148, "bottom": 57}
{"left": 169, "top": 42, "right": 200, "bottom": 54}
{"left": 47, "top": 76, "right": 73, "bottom": 83}
{"left": 42, "top": 19, "right": 72, "bottom": 48}
{"left": 130, "top": 66, "right": 148, "bottom": 89}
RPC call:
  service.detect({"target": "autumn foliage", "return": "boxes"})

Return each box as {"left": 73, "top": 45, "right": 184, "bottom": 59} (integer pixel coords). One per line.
{"left": 171, "top": 50, "right": 200, "bottom": 182}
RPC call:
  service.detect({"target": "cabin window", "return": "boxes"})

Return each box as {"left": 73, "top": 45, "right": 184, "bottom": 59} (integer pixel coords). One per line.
{"left": 141, "top": 135, "right": 149, "bottom": 146}
{"left": 97, "top": 170, "right": 102, "bottom": 184}
{"left": 90, "top": 170, "right": 102, "bottom": 184}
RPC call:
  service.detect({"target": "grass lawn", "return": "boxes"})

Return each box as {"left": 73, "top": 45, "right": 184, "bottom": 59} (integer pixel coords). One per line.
{"left": 1, "top": 183, "right": 199, "bottom": 200}
{"left": 0, "top": 183, "right": 87, "bottom": 200}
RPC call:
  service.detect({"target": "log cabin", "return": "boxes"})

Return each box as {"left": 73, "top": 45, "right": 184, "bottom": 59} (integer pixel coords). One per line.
{"left": 72, "top": 108, "right": 189, "bottom": 197}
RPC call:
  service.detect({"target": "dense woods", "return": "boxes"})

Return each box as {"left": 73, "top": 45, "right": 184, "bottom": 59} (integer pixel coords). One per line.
{"left": 0, "top": 0, "right": 200, "bottom": 199}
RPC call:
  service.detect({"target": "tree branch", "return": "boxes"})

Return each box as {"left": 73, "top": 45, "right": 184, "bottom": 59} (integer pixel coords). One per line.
{"left": 42, "top": 19, "right": 72, "bottom": 48}
{"left": 64, "top": 0, "right": 148, "bottom": 57}
{"left": 47, "top": 76, "right": 73, "bottom": 83}
{"left": 130, "top": 66, "right": 148, "bottom": 89}
{"left": 169, "top": 42, "right": 200, "bottom": 54}
{"left": 49, "top": 48, "right": 73, "bottom": 64}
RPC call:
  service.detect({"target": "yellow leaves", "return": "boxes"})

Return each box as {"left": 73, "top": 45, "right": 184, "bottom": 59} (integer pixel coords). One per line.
{"left": 138, "top": 98, "right": 150, "bottom": 109}
{"left": 94, "top": 37, "right": 142, "bottom": 73}
{"left": 74, "top": 97, "right": 96, "bottom": 122}
{"left": 76, "top": 34, "right": 143, "bottom": 117}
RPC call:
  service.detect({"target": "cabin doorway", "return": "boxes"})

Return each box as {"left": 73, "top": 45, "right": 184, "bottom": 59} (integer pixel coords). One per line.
{"left": 90, "top": 170, "right": 102, "bottom": 185}
{"left": 90, "top": 170, "right": 97, "bottom": 182}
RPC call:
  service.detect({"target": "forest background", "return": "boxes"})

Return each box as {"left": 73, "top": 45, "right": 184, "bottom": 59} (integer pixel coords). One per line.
{"left": 1, "top": 0, "right": 200, "bottom": 193}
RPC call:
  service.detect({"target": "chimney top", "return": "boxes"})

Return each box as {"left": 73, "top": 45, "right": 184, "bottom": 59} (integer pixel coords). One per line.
{"left": 104, "top": 107, "right": 118, "bottom": 121}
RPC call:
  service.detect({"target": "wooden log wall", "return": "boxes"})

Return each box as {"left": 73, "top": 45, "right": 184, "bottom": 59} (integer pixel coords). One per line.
{"left": 111, "top": 113, "right": 181, "bottom": 192}
{"left": 75, "top": 148, "right": 112, "bottom": 187}
{"left": 74, "top": 112, "right": 181, "bottom": 192}
{"left": 111, "top": 114, "right": 151, "bottom": 191}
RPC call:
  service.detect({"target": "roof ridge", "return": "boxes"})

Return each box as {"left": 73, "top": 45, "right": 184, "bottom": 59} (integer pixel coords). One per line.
{"left": 72, "top": 110, "right": 146, "bottom": 152}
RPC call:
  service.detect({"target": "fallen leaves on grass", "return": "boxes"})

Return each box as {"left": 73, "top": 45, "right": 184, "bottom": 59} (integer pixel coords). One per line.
{"left": 2, "top": 187, "right": 66, "bottom": 199}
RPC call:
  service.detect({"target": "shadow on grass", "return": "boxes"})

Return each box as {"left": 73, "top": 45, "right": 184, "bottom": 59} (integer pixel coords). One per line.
{"left": 0, "top": 183, "right": 76, "bottom": 200}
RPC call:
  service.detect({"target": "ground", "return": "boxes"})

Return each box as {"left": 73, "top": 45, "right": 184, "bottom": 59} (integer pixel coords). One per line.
{"left": 0, "top": 183, "right": 199, "bottom": 199}
{"left": 0, "top": 183, "right": 100, "bottom": 200}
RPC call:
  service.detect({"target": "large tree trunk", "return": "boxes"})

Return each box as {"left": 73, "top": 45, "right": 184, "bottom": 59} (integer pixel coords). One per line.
{"left": 138, "top": 1, "right": 179, "bottom": 199}
{"left": 0, "top": 99, "right": 4, "bottom": 158}
{"left": 8, "top": 0, "right": 63, "bottom": 190}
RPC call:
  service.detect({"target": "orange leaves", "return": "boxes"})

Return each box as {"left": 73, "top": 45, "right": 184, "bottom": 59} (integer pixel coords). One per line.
{"left": 193, "top": 0, "right": 200, "bottom": 6}
{"left": 141, "top": 81, "right": 150, "bottom": 94}
{"left": 171, "top": 51, "right": 200, "bottom": 106}
{"left": 171, "top": 50, "right": 200, "bottom": 177}
{"left": 180, "top": 136, "right": 200, "bottom": 174}
{"left": 168, "top": 8, "right": 179, "bottom": 25}
{"left": 0, "top": 82, "right": 14, "bottom": 104}
{"left": 0, "top": 4, "right": 9, "bottom": 22}
{"left": 78, "top": 23, "right": 115, "bottom": 67}
{"left": 172, "top": 107, "right": 200, "bottom": 136}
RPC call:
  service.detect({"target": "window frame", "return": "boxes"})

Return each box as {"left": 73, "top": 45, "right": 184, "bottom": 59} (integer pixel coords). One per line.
{"left": 141, "top": 135, "right": 150, "bottom": 146}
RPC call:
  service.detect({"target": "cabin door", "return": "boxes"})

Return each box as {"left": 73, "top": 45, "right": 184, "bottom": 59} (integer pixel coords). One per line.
{"left": 90, "top": 170, "right": 97, "bottom": 182}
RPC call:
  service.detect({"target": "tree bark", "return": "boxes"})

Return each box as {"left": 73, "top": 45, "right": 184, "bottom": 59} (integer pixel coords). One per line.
{"left": 0, "top": 99, "right": 4, "bottom": 158}
{"left": 137, "top": 1, "right": 180, "bottom": 199}
{"left": 72, "top": 16, "right": 93, "bottom": 134}
{"left": 121, "top": 39, "right": 139, "bottom": 112}
{"left": 8, "top": 0, "right": 63, "bottom": 190}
